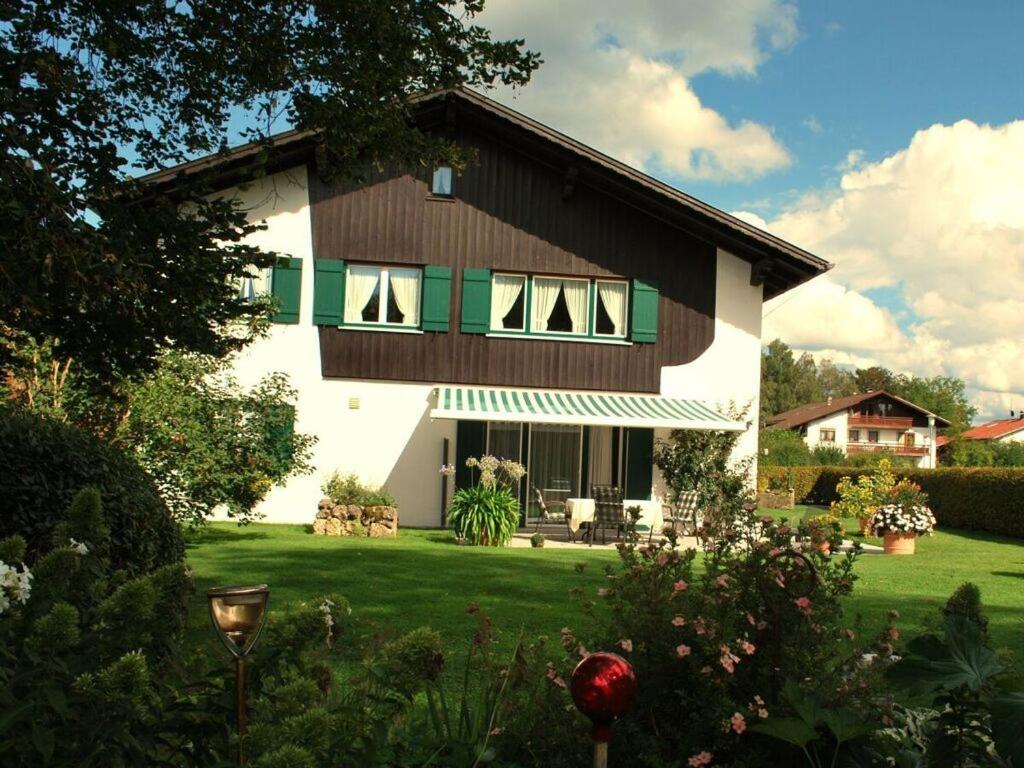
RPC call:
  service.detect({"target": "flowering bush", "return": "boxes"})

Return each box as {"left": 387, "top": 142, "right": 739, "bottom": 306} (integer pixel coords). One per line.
{"left": 802, "top": 513, "right": 844, "bottom": 549}
{"left": 446, "top": 455, "right": 525, "bottom": 546}
{"left": 536, "top": 510, "right": 896, "bottom": 766}
{"left": 832, "top": 458, "right": 896, "bottom": 534}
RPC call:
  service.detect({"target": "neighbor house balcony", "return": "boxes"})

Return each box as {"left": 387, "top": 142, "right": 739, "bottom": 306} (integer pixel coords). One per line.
{"left": 847, "top": 441, "right": 928, "bottom": 457}
{"left": 847, "top": 414, "right": 914, "bottom": 429}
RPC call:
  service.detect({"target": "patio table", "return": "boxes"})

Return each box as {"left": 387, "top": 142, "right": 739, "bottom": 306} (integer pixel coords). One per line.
{"left": 565, "top": 498, "right": 665, "bottom": 535}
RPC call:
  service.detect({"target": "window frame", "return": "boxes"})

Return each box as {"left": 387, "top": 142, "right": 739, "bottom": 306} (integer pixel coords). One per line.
{"left": 343, "top": 263, "right": 423, "bottom": 329}
{"left": 819, "top": 428, "right": 836, "bottom": 443}
{"left": 486, "top": 272, "right": 631, "bottom": 343}
{"left": 848, "top": 429, "right": 861, "bottom": 443}
{"left": 867, "top": 430, "right": 880, "bottom": 443}
{"left": 431, "top": 165, "right": 454, "bottom": 197}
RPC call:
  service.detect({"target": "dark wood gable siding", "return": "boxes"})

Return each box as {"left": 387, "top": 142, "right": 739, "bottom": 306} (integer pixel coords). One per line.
{"left": 310, "top": 128, "right": 716, "bottom": 393}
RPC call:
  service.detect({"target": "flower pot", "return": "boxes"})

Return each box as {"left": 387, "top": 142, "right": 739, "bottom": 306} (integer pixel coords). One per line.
{"left": 815, "top": 541, "right": 832, "bottom": 555}
{"left": 883, "top": 532, "right": 916, "bottom": 555}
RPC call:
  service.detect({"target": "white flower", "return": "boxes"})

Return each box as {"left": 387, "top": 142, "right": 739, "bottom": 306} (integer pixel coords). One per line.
{"left": 69, "top": 538, "right": 90, "bottom": 556}
{"left": 0, "top": 591, "right": 9, "bottom": 615}
{"left": 12, "top": 568, "right": 32, "bottom": 604}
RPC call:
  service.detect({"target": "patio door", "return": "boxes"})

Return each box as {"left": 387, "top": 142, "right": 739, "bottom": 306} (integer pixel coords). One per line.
{"left": 527, "top": 424, "right": 582, "bottom": 519}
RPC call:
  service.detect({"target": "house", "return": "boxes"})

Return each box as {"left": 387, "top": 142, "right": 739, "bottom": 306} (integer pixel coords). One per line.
{"left": 767, "top": 391, "right": 949, "bottom": 468}
{"left": 142, "top": 88, "right": 830, "bottom": 526}
{"left": 954, "top": 416, "right": 1024, "bottom": 444}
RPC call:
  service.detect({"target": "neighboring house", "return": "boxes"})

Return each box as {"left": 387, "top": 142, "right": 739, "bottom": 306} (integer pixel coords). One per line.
{"left": 767, "top": 391, "right": 949, "bottom": 468}
{"left": 954, "top": 416, "right": 1024, "bottom": 444}
{"left": 142, "top": 88, "right": 830, "bottom": 526}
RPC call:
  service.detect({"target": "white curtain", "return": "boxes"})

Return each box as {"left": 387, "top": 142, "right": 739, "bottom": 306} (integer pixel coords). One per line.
{"left": 598, "top": 282, "right": 627, "bottom": 336}
{"left": 490, "top": 275, "right": 525, "bottom": 329}
{"left": 587, "top": 427, "right": 613, "bottom": 490}
{"left": 563, "top": 279, "right": 589, "bottom": 334}
{"left": 531, "top": 278, "right": 561, "bottom": 332}
{"left": 344, "top": 268, "right": 380, "bottom": 322}
{"left": 389, "top": 270, "right": 420, "bottom": 325}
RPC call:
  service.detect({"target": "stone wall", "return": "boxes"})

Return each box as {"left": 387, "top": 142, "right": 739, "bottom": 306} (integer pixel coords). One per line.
{"left": 313, "top": 498, "right": 399, "bottom": 537}
{"left": 756, "top": 488, "right": 795, "bottom": 510}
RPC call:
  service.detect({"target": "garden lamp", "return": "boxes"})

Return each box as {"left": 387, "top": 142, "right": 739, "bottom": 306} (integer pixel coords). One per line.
{"left": 570, "top": 652, "right": 637, "bottom": 768}
{"left": 208, "top": 584, "right": 270, "bottom": 765}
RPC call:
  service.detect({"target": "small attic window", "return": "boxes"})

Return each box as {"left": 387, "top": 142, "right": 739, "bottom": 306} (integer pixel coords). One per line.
{"left": 431, "top": 165, "right": 453, "bottom": 196}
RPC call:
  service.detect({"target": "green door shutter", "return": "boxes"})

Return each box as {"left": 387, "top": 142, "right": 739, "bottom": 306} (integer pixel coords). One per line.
{"left": 312, "top": 259, "right": 345, "bottom": 326}
{"left": 460, "top": 268, "right": 492, "bottom": 334}
{"left": 421, "top": 265, "right": 452, "bottom": 332}
{"left": 271, "top": 257, "right": 303, "bottom": 324}
{"left": 629, "top": 279, "right": 659, "bottom": 343}
{"left": 455, "top": 420, "right": 487, "bottom": 491}
{"left": 624, "top": 427, "right": 654, "bottom": 500}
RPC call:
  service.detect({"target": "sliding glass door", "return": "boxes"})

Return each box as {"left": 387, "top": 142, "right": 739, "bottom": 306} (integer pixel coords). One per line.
{"left": 527, "top": 424, "right": 581, "bottom": 519}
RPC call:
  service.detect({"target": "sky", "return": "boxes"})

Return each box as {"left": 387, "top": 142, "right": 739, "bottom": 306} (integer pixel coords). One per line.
{"left": 476, "top": 0, "right": 1024, "bottom": 422}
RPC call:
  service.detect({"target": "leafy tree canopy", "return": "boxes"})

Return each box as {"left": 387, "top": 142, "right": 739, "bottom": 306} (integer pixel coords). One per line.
{"left": 1, "top": 0, "right": 539, "bottom": 380}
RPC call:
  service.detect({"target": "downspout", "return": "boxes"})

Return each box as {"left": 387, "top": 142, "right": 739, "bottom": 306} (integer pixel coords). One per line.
{"left": 928, "top": 416, "right": 937, "bottom": 469}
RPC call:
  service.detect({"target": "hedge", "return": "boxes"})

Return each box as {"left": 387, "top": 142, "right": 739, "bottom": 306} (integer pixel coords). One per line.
{"left": 758, "top": 465, "right": 1024, "bottom": 539}
{"left": 0, "top": 407, "right": 185, "bottom": 572}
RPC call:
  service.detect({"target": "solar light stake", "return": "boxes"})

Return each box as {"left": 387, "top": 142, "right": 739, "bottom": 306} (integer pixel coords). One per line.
{"left": 208, "top": 584, "right": 270, "bottom": 766}
{"left": 570, "top": 652, "right": 637, "bottom": 768}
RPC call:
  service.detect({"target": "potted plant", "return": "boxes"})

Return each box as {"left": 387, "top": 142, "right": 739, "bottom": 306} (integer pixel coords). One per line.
{"left": 832, "top": 459, "right": 896, "bottom": 536}
{"left": 530, "top": 532, "right": 545, "bottom": 548}
{"left": 445, "top": 455, "right": 526, "bottom": 547}
{"left": 802, "top": 513, "right": 843, "bottom": 554}
{"left": 869, "top": 479, "right": 935, "bottom": 555}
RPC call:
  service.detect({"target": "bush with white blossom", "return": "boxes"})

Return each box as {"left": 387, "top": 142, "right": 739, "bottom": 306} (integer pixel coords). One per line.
{"left": 0, "top": 558, "right": 32, "bottom": 614}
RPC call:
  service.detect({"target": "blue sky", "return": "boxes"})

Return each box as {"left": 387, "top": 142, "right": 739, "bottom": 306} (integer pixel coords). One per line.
{"left": 681, "top": 0, "right": 1024, "bottom": 216}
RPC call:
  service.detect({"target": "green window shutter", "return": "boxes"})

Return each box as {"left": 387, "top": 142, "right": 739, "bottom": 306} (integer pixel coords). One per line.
{"left": 312, "top": 259, "right": 345, "bottom": 326}
{"left": 455, "top": 420, "right": 487, "bottom": 491}
{"left": 460, "top": 268, "right": 492, "bottom": 334}
{"left": 271, "top": 257, "right": 303, "bottom": 324}
{"left": 421, "top": 265, "right": 452, "bottom": 332}
{"left": 624, "top": 427, "right": 654, "bottom": 500}
{"left": 630, "top": 279, "right": 659, "bottom": 343}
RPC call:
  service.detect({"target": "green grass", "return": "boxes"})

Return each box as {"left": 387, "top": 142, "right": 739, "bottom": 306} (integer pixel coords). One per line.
{"left": 185, "top": 518, "right": 1024, "bottom": 672}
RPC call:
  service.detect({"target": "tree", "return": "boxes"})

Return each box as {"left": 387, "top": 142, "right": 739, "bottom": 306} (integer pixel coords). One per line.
{"left": 854, "top": 366, "right": 897, "bottom": 393}
{"left": 758, "top": 427, "right": 810, "bottom": 467}
{"left": 760, "top": 339, "right": 822, "bottom": 422}
{"left": 2, "top": 1, "right": 539, "bottom": 381}
{"left": 894, "top": 375, "right": 976, "bottom": 434}
{"left": 816, "top": 359, "right": 858, "bottom": 400}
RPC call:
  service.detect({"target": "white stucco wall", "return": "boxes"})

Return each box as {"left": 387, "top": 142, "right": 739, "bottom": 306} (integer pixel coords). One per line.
{"left": 656, "top": 248, "right": 763, "bottom": 497}
{"left": 215, "top": 166, "right": 456, "bottom": 526}
{"left": 998, "top": 427, "right": 1024, "bottom": 443}
{"left": 804, "top": 412, "right": 849, "bottom": 451}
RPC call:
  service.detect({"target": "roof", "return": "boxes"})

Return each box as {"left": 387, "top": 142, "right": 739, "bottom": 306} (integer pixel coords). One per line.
{"left": 138, "top": 88, "right": 831, "bottom": 299}
{"left": 430, "top": 386, "right": 745, "bottom": 431}
{"left": 959, "top": 418, "right": 1024, "bottom": 441}
{"left": 767, "top": 390, "right": 951, "bottom": 429}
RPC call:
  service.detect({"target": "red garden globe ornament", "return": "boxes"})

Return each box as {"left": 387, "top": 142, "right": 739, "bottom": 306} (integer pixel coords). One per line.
{"left": 571, "top": 652, "right": 637, "bottom": 767}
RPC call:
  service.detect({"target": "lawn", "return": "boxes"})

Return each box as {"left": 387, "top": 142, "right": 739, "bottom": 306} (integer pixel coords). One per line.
{"left": 185, "top": 518, "right": 1024, "bottom": 673}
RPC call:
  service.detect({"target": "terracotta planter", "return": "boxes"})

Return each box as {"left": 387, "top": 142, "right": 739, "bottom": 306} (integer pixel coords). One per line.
{"left": 883, "top": 531, "right": 916, "bottom": 555}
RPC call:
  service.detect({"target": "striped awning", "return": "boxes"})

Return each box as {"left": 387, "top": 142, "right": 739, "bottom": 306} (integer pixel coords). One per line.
{"left": 430, "top": 386, "right": 745, "bottom": 431}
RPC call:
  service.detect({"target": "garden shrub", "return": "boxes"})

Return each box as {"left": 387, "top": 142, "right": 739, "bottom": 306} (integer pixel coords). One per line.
{"left": 0, "top": 406, "right": 184, "bottom": 572}
{"left": 445, "top": 456, "right": 525, "bottom": 546}
{"left": 759, "top": 464, "right": 1024, "bottom": 538}
{"left": 320, "top": 471, "right": 396, "bottom": 507}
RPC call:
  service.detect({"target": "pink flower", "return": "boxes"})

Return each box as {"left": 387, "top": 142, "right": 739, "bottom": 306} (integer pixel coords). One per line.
{"left": 671, "top": 615, "right": 686, "bottom": 627}
{"left": 777, "top": 525, "right": 791, "bottom": 536}
{"left": 749, "top": 696, "right": 768, "bottom": 719}
{"left": 757, "top": 707, "right": 769, "bottom": 719}
{"left": 843, "top": 628, "right": 857, "bottom": 640}
{"left": 769, "top": 547, "right": 782, "bottom": 557}
{"left": 545, "top": 662, "right": 567, "bottom": 689}
{"left": 715, "top": 574, "right": 730, "bottom": 588}
{"left": 730, "top": 712, "right": 747, "bottom": 734}
{"left": 794, "top": 597, "right": 813, "bottom": 617}
{"left": 577, "top": 645, "right": 589, "bottom": 658}
{"left": 745, "top": 611, "right": 756, "bottom": 626}
{"left": 738, "top": 640, "right": 756, "bottom": 655}
{"left": 673, "top": 579, "right": 689, "bottom": 593}
{"left": 489, "top": 726, "right": 504, "bottom": 736}
{"left": 774, "top": 572, "right": 787, "bottom": 589}
{"left": 688, "top": 752, "right": 713, "bottom": 767}
{"left": 656, "top": 552, "right": 669, "bottom": 566}
{"left": 676, "top": 643, "right": 692, "bottom": 658}
{"left": 693, "top": 617, "right": 707, "bottom": 635}
{"left": 619, "top": 638, "right": 633, "bottom": 653}
{"left": 719, "top": 645, "right": 741, "bottom": 673}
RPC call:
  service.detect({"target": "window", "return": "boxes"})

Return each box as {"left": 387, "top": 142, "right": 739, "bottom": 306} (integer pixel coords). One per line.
{"left": 820, "top": 428, "right": 836, "bottom": 443}
{"left": 344, "top": 265, "right": 421, "bottom": 327}
{"left": 432, "top": 166, "right": 453, "bottom": 196}
{"left": 594, "top": 280, "right": 628, "bottom": 337}
{"left": 533, "top": 277, "right": 589, "bottom": 334}
{"left": 868, "top": 430, "right": 879, "bottom": 443}
{"left": 849, "top": 429, "right": 861, "bottom": 442}
{"left": 237, "top": 265, "right": 271, "bottom": 302}
{"left": 487, "top": 273, "right": 629, "bottom": 339}
{"left": 490, "top": 274, "right": 527, "bottom": 331}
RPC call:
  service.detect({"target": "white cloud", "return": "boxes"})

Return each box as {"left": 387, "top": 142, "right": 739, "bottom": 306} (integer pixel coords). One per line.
{"left": 479, "top": 1, "right": 796, "bottom": 181}
{"left": 760, "top": 119, "right": 1024, "bottom": 420}
{"left": 802, "top": 115, "right": 823, "bottom": 133}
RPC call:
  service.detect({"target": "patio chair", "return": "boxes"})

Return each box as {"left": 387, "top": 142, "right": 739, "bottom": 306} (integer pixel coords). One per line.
{"left": 590, "top": 484, "right": 624, "bottom": 546}
{"left": 663, "top": 490, "right": 702, "bottom": 536}
{"left": 532, "top": 487, "right": 575, "bottom": 542}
